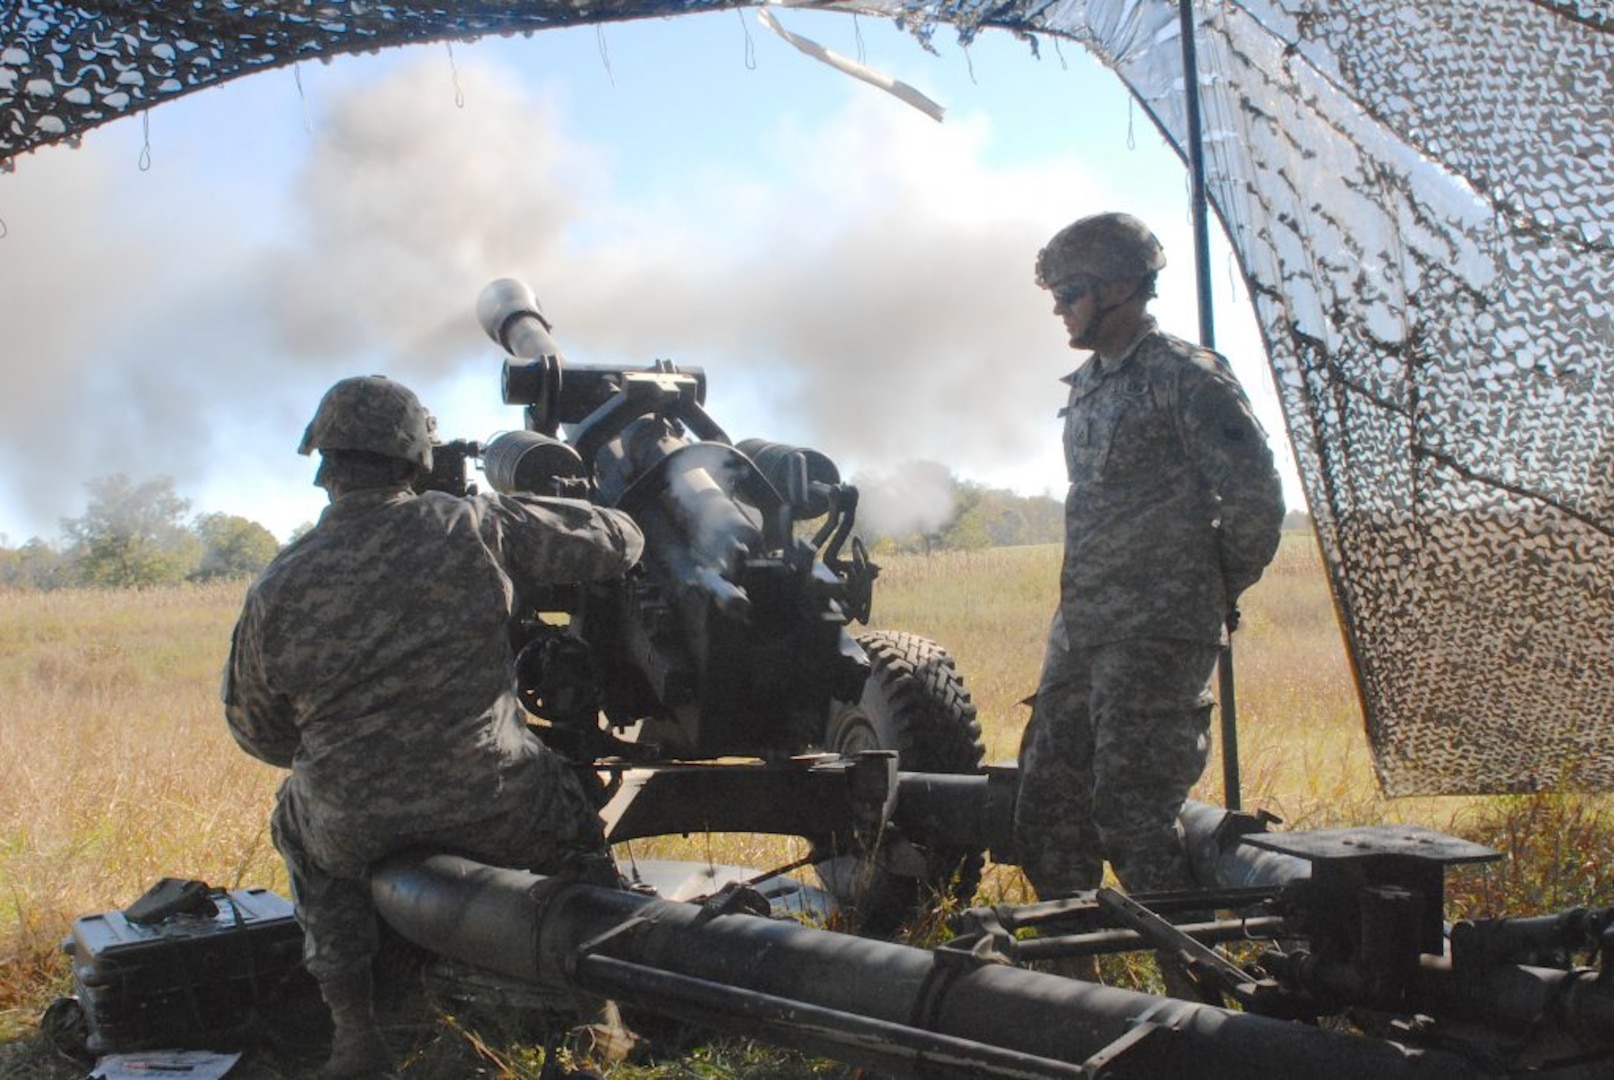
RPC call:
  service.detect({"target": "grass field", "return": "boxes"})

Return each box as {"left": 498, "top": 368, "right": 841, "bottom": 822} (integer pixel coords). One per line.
{"left": 2, "top": 534, "right": 1609, "bottom": 1077}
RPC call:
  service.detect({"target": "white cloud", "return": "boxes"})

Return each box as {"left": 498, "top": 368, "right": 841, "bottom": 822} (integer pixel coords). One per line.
{"left": 0, "top": 29, "right": 1296, "bottom": 546}
{"left": 553, "top": 93, "right": 1098, "bottom": 481}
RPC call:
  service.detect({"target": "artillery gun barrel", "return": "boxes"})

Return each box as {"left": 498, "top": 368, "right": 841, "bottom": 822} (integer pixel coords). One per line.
{"left": 477, "top": 277, "right": 561, "bottom": 360}
{"left": 371, "top": 853, "right": 1479, "bottom": 1079}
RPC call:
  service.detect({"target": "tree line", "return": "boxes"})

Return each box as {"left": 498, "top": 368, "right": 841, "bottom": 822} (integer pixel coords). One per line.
{"left": 0, "top": 474, "right": 283, "bottom": 590}
{"left": 1, "top": 467, "right": 1309, "bottom": 590}
{"left": 0, "top": 467, "right": 1067, "bottom": 590}
{"left": 852, "top": 462, "right": 1066, "bottom": 555}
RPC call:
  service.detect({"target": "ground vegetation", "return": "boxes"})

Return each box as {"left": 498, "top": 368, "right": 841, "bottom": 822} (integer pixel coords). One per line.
{"left": 1, "top": 533, "right": 1607, "bottom": 1078}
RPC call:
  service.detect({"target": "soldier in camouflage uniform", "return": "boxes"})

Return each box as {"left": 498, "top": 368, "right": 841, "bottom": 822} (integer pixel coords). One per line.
{"left": 223, "top": 376, "right": 644, "bottom": 1078}
{"left": 1014, "top": 214, "right": 1284, "bottom": 907}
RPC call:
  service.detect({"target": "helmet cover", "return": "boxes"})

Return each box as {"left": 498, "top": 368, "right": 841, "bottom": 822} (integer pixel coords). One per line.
{"left": 297, "top": 376, "right": 434, "bottom": 470}
{"left": 1035, "top": 212, "right": 1167, "bottom": 289}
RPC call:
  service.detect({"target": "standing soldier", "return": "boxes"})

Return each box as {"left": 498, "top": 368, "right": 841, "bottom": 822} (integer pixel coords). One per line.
{"left": 1014, "top": 214, "right": 1284, "bottom": 917}
{"left": 223, "top": 376, "right": 644, "bottom": 1077}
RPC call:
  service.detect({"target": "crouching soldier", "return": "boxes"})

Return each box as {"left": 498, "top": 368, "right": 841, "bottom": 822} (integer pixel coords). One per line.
{"left": 224, "top": 376, "right": 644, "bottom": 1077}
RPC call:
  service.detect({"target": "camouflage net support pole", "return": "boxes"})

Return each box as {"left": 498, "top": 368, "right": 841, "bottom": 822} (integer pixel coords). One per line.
{"left": 1175, "top": 0, "right": 1243, "bottom": 812}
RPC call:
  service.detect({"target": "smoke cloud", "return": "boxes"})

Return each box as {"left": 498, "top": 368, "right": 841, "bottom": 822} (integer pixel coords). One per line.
{"left": 852, "top": 461, "right": 961, "bottom": 540}
{"left": 0, "top": 49, "right": 1094, "bottom": 544}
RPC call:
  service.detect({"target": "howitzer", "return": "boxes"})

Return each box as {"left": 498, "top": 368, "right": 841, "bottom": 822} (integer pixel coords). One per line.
{"left": 475, "top": 277, "right": 876, "bottom": 761}
{"left": 464, "top": 278, "right": 987, "bottom": 928}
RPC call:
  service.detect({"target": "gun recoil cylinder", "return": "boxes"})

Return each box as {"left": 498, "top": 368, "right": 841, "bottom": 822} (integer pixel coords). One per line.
{"left": 482, "top": 430, "right": 585, "bottom": 497}
{"left": 737, "top": 439, "right": 841, "bottom": 519}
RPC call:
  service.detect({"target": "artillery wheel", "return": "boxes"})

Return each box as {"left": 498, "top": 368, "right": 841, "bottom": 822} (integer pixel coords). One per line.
{"left": 814, "top": 630, "right": 986, "bottom": 935}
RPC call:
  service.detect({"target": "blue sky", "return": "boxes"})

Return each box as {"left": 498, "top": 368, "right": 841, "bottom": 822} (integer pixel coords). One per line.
{"left": 0, "top": 9, "right": 1296, "bottom": 544}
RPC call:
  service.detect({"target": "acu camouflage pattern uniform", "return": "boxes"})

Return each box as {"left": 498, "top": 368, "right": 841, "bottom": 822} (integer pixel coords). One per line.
{"left": 224, "top": 383, "right": 644, "bottom": 985}
{"left": 1015, "top": 305, "right": 1285, "bottom": 898}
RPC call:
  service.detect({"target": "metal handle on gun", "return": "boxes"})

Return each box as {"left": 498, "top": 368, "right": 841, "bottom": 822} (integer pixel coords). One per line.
{"left": 1220, "top": 608, "right": 1241, "bottom": 812}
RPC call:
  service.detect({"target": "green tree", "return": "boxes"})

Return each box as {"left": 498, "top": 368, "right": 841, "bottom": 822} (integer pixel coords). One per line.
{"left": 854, "top": 461, "right": 960, "bottom": 553}
{"left": 62, "top": 474, "right": 200, "bottom": 588}
{"left": 939, "top": 482, "right": 992, "bottom": 551}
{"left": 987, "top": 505, "right": 1029, "bottom": 547}
{"left": 0, "top": 537, "right": 72, "bottom": 590}
{"left": 1019, "top": 494, "right": 1065, "bottom": 545}
{"left": 191, "top": 513, "right": 280, "bottom": 581}
{"left": 853, "top": 465, "right": 1067, "bottom": 553}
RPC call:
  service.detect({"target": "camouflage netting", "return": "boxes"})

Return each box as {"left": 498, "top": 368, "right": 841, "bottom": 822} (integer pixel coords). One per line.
{"left": 4, "top": 1, "right": 1612, "bottom": 794}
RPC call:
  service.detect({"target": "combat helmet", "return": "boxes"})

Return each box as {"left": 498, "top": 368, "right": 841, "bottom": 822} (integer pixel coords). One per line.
{"left": 298, "top": 375, "right": 434, "bottom": 471}
{"left": 1035, "top": 212, "right": 1166, "bottom": 289}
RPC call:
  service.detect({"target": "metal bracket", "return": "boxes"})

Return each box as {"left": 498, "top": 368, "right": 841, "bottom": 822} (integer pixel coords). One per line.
{"left": 943, "top": 906, "right": 1023, "bottom": 966}
{"left": 1095, "top": 887, "right": 1279, "bottom": 1008}
{"left": 933, "top": 908, "right": 1019, "bottom": 969}
{"left": 692, "top": 881, "right": 774, "bottom": 925}
{"left": 1079, "top": 1020, "right": 1177, "bottom": 1079}
{"left": 1243, "top": 824, "right": 1499, "bottom": 961}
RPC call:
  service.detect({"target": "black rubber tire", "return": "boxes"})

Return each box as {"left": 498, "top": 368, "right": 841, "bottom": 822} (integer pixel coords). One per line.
{"left": 814, "top": 630, "right": 986, "bottom": 935}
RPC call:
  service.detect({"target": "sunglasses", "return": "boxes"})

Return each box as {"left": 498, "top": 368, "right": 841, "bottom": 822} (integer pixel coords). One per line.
{"left": 1052, "top": 279, "right": 1096, "bottom": 308}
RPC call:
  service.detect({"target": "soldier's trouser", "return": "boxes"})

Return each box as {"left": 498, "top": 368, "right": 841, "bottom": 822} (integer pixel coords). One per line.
{"left": 271, "top": 807, "right": 380, "bottom": 985}
{"left": 270, "top": 760, "right": 608, "bottom": 984}
{"left": 1014, "top": 615, "right": 1219, "bottom": 899}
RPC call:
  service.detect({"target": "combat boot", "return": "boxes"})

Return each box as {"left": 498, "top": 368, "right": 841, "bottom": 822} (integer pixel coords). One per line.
{"left": 320, "top": 968, "right": 391, "bottom": 1079}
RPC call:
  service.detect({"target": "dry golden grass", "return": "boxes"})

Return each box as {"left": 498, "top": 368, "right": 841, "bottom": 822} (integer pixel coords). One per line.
{"left": 0, "top": 583, "right": 290, "bottom": 1041}
{"left": 863, "top": 536, "right": 1386, "bottom": 820}
{"left": 845, "top": 537, "right": 1614, "bottom": 920}
{"left": 2, "top": 537, "right": 1610, "bottom": 1071}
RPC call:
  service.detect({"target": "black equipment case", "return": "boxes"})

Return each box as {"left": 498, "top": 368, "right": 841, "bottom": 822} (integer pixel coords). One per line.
{"left": 62, "top": 885, "right": 315, "bottom": 1055}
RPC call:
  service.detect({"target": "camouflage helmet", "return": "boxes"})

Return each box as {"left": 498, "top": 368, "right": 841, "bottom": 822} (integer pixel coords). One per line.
{"left": 1035, "top": 212, "right": 1167, "bottom": 289}
{"left": 297, "top": 375, "right": 434, "bottom": 470}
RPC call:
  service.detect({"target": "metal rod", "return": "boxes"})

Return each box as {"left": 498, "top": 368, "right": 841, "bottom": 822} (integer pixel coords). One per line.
{"left": 1220, "top": 620, "right": 1242, "bottom": 812}
{"left": 992, "top": 883, "right": 1286, "bottom": 931}
{"left": 578, "top": 954, "right": 1092, "bottom": 1080}
{"left": 1178, "top": 0, "right": 1216, "bottom": 351}
{"left": 1177, "top": 0, "right": 1241, "bottom": 813}
{"left": 1095, "top": 886, "right": 1256, "bottom": 990}
{"left": 1013, "top": 915, "right": 1290, "bottom": 961}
